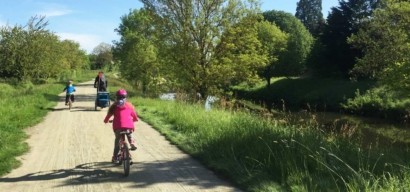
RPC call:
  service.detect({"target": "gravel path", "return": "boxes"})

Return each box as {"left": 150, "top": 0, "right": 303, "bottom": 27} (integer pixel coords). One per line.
{"left": 0, "top": 81, "right": 241, "bottom": 192}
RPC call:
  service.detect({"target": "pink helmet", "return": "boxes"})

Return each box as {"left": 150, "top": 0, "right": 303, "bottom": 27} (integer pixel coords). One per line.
{"left": 116, "top": 89, "right": 127, "bottom": 99}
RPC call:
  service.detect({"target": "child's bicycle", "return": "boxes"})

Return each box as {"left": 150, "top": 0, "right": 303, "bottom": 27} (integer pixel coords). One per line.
{"left": 117, "top": 130, "right": 133, "bottom": 176}
{"left": 109, "top": 121, "right": 133, "bottom": 176}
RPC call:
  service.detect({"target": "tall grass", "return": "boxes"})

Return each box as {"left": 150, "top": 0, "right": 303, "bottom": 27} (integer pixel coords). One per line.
{"left": 0, "top": 70, "right": 96, "bottom": 176}
{"left": 133, "top": 97, "right": 410, "bottom": 191}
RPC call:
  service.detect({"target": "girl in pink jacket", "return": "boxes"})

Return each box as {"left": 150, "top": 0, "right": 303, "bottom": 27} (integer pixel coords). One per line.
{"left": 104, "top": 89, "right": 138, "bottom": 163}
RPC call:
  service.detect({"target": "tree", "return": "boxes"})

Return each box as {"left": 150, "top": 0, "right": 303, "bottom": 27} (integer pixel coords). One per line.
{"left": 212, "top": 14, "right": 269, "bottom": 90}
{"left": 60, "top": 40, "right": 89, "bottom": 70}
{"left": 348, "top": 0, "right": 410, "bottom": 91}
{"left": 0, "top": 16, "right": 88, "bottom": 82}
{"left": 263, "top": 10, "right": 314, "bottom": 77}
{"left": 295, "top": 0, "right": 324, "bottom": 36}
{"left": 255, "top": 20, "right": 288, "bottom": 86}
{"left": 91, "top": 42, "right": 113, "bottom": 69}
{"left": 315, "top": 0, "right": 382, "bottom": 78}
{"left": 139, "top": 0, "right": 263, "bottom": 98}
{"left": 114, "top": 9, "right": 160, "bottom": 94}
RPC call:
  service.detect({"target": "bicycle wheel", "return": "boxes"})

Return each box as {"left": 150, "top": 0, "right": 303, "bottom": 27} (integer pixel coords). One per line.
{"left": 123, "top": 145, "right": 130, "bottom": 176}
{"left": 68, "top": 99, "right": 72, "bottom": 110}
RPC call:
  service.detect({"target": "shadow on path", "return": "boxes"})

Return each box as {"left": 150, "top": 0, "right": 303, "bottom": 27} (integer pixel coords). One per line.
{"left": 0, "top": 157, "right": 238, "bottom": 191}
{"left": 0, "top": 162, "right": 117, "bottom": 183}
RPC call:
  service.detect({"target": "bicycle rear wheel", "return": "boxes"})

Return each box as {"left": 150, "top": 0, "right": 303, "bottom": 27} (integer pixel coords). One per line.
{"left": 123, "top": 145, "right": 130, "bottom": 176}
{"left": 68, "top": 94, "right": 73, "bottom": 110}
{"left": 68, "top": 100, "right": 72, "bottom": 110}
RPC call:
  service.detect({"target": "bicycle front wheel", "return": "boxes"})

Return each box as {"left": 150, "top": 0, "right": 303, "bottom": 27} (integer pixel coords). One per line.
{"left": 123, "top": 145, "right": 130, "bottom": 176}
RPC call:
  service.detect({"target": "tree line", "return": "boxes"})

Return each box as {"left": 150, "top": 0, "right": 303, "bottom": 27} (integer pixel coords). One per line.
{"left": 0, "top": 16, "right": 90, "bottom": 83}
{"left": 1, "top": 0, "right": 408, "bottom": 97}
{"left": 112, "top": 0, "right": 410, "bottom": 99}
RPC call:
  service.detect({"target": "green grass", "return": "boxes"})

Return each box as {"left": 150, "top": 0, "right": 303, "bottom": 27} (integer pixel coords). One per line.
{"left": 132, "top": 97, "right": 410, "bottom": 191}
{"left": 234, "top": 77, "right": 410, "bottom": 123}
{"left": 233, "top": 77, "right": 375, "bottom": 112}
{"left": 3, "top": 72, "right": 410, "bottom": 191}
{"left": 0, "top": 70, "right": 96, "bottom": 176}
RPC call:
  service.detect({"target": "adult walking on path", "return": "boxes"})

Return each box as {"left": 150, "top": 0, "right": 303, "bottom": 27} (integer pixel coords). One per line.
{"left": 0, "top": 80, "right": 241, "bottom": 192}
{"left": 94, "top": 71, "right": 108, "bottom": 92}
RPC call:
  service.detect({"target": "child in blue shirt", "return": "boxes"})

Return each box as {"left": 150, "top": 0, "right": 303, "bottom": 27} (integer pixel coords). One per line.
{"left": 63, "top": 80, "right": 76, "bottom": 105}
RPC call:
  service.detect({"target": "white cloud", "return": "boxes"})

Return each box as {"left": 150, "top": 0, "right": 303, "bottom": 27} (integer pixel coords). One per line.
{"left": 36, "top": 3, "right": 72, "bottom": 17}
{"left": 38, "top": 9, "right": 72, "bottom": 17}
{"left": 57, "top": 32, "right": 102, "bottom": 54}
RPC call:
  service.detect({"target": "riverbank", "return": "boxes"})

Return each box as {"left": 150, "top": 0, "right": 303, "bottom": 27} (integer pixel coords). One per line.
{"left": 233, "top": 77, "right": 410, "bottom": 123}
{"left": 133, "top": 97, "right": 410, "bottom": 191}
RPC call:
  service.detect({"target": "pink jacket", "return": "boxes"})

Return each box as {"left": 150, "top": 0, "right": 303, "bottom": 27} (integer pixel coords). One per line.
{"left": 104, "top": 102, "right": 138, "bottom": 130}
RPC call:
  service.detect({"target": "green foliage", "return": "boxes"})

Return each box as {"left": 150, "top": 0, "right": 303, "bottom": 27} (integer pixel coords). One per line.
{"left": 342, "top": 86, "right": 410, "bottom": 122}
{"left": 91, "top": 42, "right": 113, "bottom": 69}
{"left": 127, "top": 0, "right": 266, "bottom": 97}
{"left": 0, "top": 16, "right": 89, "bottom": 82}
{"left": 213, "top": 13, "right": 269, "bottom": 91}
{"left": 295, "top": 0, "right": 324, "bottom": 36}
{"left": 315, "top": 0, "right": 381, "bottom": 78}
{"left": 349, "top": 0, "right": 410, "bottom": 90}
{"left": 263, "top": 10, "right": 314, "bottom": 77}
{"left": 255, "top": 20, "right": 288, "bottom": 85}
{"left": 114, "top": 9, "right": 162, "bottom": 95}
{"left": 60, "top": 40, "right": 90, "bottom": 70}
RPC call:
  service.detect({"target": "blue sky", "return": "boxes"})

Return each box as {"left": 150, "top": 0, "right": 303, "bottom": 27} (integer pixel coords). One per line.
{"left": 0, "top": 0, "right": 339, "bottom": 54}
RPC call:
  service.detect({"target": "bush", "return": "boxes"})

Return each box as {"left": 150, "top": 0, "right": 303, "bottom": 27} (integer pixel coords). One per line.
{"left": 342, "top": 88, "right": 410, "bottom": 122}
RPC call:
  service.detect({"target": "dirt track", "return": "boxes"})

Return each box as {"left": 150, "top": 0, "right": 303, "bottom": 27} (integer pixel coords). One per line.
{"left": 0, "top": 81, "right": 241, "bottom": 192}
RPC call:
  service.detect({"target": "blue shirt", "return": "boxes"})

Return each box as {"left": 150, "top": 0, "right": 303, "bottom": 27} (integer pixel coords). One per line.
{"left": 64, "top": 85, "right": 76, "bottom": 95}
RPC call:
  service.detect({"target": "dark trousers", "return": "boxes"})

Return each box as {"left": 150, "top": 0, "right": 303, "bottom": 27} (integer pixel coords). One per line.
{"left": 65, "top": 94, "right": 75, "bottom": 104}
{"left": 98, "top": 86, "right": 107, "bottom": 92}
